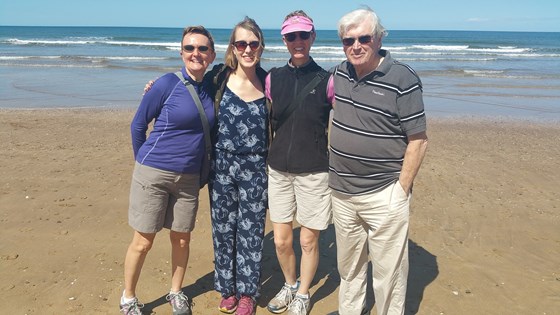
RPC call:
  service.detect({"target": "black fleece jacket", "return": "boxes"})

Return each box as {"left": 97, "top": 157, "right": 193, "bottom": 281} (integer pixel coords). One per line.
{"left": 267, "top": 59, "right": 332, "bottom": 174}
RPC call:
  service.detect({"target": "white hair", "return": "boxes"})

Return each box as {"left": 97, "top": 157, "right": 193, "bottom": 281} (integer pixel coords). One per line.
{"left": 337, "top": 6, "right": 388, "bottom": 39}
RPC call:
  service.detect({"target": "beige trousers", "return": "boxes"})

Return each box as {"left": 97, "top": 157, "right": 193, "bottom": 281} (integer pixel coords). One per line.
{"left": 332, "top": 181, "right": 410, "bottom": 315}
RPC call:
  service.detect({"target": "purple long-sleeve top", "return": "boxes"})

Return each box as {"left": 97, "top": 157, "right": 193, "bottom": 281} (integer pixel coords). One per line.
{"left": 130, "top": 67, "right": 215, "bottom": 174}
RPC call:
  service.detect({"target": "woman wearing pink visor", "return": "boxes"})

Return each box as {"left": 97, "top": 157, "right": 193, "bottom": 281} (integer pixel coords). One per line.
{"left": 265, "top": 10, "right": 334, "bottom": 315}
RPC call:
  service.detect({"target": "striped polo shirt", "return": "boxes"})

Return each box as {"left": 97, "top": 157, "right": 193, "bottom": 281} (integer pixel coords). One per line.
{"left": 329, "top": 50, "right": 426, "bottom": 195}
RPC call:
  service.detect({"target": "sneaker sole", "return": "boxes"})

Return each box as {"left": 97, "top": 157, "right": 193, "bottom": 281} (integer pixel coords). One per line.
{"left": 219, "top": 306, "right": 237, "bottom": 314}
{"left": 267, "top": 305, "right": 288, "bottom": 314}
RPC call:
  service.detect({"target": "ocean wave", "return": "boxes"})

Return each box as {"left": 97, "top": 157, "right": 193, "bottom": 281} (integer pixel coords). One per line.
{"left": 3, "top": 38, "right": 554, "bottom": 58}
{"left": 7, "top": 38, "right": 100, "bottom": 45}
{"left": 467, "top": 47, "right": 532, "bottom": 53}
{"left": 391, "top": 51, "right": 555, "bottom": 59}
{"left": 398, "top": 57, "right": 497, "bottom": 62}
{"left": 0, "top": 63, "right": 105, "bottom": 68}
{"left": 5, "top": 38, "right": 240, "bottom": 54}
{"left": 422, "top": 69, "right": 544, "bottom": 80}
{"left": 386, "top": 44, "right": 533, "bottom": 54}
{"left": 0, "top": 56, "right": 59, "bottom": 60}
{"left": 105, "top": 40, "right": 178, "bottom": 47}
{"left": 4, "top": 38, "right": 180, "bottom": 49}
{"left": 410, "top": 45, "right": 470, "bottom": 51}
{"left": 464, "top": 70, "right": 504, "bottom": 75}
{"left": 416, "top": 45, "right": 531, "bottom": 53}
{"left": 0, "top": 55, "right": 170, "bottom": 61}
{"left": 261, "top": 56, "right": 346, "bottom": 63}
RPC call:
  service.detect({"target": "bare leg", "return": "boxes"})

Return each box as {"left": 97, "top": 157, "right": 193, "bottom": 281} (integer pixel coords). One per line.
{"left": 169, "top": 230, "right": 191, "bottom": 292}
{"left": 272, "top": 222, "right": 297, "bottom": 285}
{"left": 297, "top": 226, "right": 320, "bottom": 295}
{"left": 124, "top": 231, "right": 156, "bottom": 298}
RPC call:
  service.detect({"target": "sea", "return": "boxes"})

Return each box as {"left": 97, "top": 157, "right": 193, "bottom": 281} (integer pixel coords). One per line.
{"left": 1, "top": 26, "right": 560, "bottom": 121}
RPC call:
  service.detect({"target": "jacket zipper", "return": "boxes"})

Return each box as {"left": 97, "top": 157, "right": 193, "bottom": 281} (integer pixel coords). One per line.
{"left": 286, "top": 71, "right": 299, "bottom": 172}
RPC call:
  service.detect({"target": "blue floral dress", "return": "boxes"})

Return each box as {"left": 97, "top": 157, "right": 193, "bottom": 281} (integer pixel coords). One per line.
{"left": 209, "top": 86, "right": 269, "bottom": 298}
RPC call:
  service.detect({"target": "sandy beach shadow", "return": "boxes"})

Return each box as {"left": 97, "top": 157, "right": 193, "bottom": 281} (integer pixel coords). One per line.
{"left": 405, "top": 240, "right": 438, "bottom": 314}
{"left": 141, "top": 271, "right": 214, "bottom": 314}
{"left": 139, "top": 229, "right": 437, "bottom": 314}
{"left": 321, "top": 238, "right": 438, "bottom": 315}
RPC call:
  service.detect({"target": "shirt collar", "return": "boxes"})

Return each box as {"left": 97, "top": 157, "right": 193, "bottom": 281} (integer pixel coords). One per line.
{"left": 345, "top": 49, "right": 392, "bottom": 80}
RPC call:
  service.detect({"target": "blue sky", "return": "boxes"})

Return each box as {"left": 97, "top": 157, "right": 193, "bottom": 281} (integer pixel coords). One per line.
{"left": 1, "top": 0, "right": 559, "bottom": 32}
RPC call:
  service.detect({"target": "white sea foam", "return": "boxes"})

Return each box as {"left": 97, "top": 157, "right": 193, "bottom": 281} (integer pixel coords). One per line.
{"left": 411, "top": 45, "right": 470, "bottom": 51}
{"left": 0, "top": 63, "right": 105, "bottom": 68}
{"left": 7, "top": 38, "right": 98, "bottom": 45}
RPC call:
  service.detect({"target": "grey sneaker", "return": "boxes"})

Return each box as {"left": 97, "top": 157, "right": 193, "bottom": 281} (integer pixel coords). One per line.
{"left": 267, "top": 281, "right": 299, "bottom": 314}
{"left": 287, "top": 295, "right": 310, "bottom": 315}
{"left": 166, "top": 291, "right": 192, "bottom": 315}
{"left": 119, "top": 297, "right": 144, "bottom": 315}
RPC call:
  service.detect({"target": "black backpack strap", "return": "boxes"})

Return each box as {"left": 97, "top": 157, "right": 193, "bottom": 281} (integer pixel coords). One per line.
{"left": 211, "top": 64, "right": 231, "bottom": 116}
{"left": 274, "top": 70, "right": 328, "bottom": 131}
{"left": 264, "top": 67, "right": 276, "bottom": 121}
{"left": 259, "top": 67, "right": 273, "bottom": 143}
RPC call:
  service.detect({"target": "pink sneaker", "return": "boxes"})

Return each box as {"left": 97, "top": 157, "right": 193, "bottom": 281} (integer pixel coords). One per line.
{"left": 219, "top": 295, "right": 238, "bottom": 314}
{"left": 235, "top": 295, "right": 255, "bottom": 315}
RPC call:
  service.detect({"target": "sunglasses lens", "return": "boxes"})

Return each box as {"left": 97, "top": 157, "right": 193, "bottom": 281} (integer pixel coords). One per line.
{"left": 233, "top": 41, "right": 248, "bottom": 51}
{"left": 183, "top": 45, "right": 209, "bottom": 52}
{"left": 285, "top": 33, "right": 297, "bottom": 42}
{"left": 342, "top": 35, "right": 373, "bottom": 46}
{"left": 358, "top": 36, "right": 372, "bottom": 44}
{"left": 300, "top": 32, "right": 311, "bottom": 40}
{"left": 285, "top": 32, "right": 312, "bottom": 42}
{"left": 249, "top": 41, "right": 260, "bottom": 50}
{"left": 342, "top": 38, "right": 355, "bottom": 46}
{"left": 234, "top": 41, "right": 260, "bottom": 51}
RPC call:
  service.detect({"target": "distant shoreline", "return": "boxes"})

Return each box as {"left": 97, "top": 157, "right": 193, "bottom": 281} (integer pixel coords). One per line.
{"left": 2, "top": 25, "right": 560, "bottom": 33}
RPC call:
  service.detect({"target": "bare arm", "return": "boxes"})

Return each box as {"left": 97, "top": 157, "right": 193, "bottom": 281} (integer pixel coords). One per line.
{"left": 399, "top": 131, "right": 428, "bottom": 195}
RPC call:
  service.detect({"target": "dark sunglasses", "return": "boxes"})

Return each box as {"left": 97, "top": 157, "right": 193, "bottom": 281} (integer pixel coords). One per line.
{"left": 284, "top": 31, "right": 312, "bottom": 42}
{"left": 183, "top": 45, "right": 210, "bottom": 53}
{"left": 342, "top": 35, "right": 373, "bottom": 46}
{"left": 232, "top": 40, "right": 260, "bottom": 52}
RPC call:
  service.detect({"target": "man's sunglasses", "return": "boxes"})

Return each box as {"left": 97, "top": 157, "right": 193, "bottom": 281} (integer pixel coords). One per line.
{"left": 232, "top": 41, "right": 260, "bottom": 52}
{"left": 183, "top": 45, "right": 210, "bottom": 53}
{"left": 284, "top": 31, "right": 312, "bottom": 42}
{"left": 342, "top": 35, "right": 374, "bottom": 46}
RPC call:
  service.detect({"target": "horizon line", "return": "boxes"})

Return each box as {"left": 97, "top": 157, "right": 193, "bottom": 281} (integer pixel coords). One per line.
{"left": 1, "top": 25, "right": 559, "bottom": 33}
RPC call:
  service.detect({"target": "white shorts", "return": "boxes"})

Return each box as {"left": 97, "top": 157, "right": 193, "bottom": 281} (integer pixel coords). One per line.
{"left": 267, "top": 166, "right": 332, "bottom": 230}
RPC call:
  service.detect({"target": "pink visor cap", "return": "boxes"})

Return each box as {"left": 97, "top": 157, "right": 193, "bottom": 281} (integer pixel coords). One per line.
{"left": 281, "top": 16, "right": 314, "bottom": 35}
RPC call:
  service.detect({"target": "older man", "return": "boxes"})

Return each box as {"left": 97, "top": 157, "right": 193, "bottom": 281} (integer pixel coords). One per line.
{"left": 329, "top": 7, "right": 428, "bottom": 315}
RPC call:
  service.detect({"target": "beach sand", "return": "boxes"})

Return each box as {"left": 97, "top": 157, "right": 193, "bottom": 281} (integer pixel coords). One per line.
{"left": 1, "top": 109, "right": 559, "bottom": 314}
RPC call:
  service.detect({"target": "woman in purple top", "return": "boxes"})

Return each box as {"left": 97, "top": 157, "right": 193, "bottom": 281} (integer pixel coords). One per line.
{"left": 120, "top": 26, "right": 216, "bottom": 315}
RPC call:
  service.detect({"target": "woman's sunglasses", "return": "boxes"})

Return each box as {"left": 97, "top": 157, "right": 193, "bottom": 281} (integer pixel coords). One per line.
{"left": 342, "top": 35, "right": 374, "bottom": 47}
{"left": 284, "top": 31, "right": 312, "bottom": 42}
{"left": 232, "top": 41, "right": 260, "bottom": 52}
{"left": 183, "top": 45, "right": 210, "bottom": 53}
